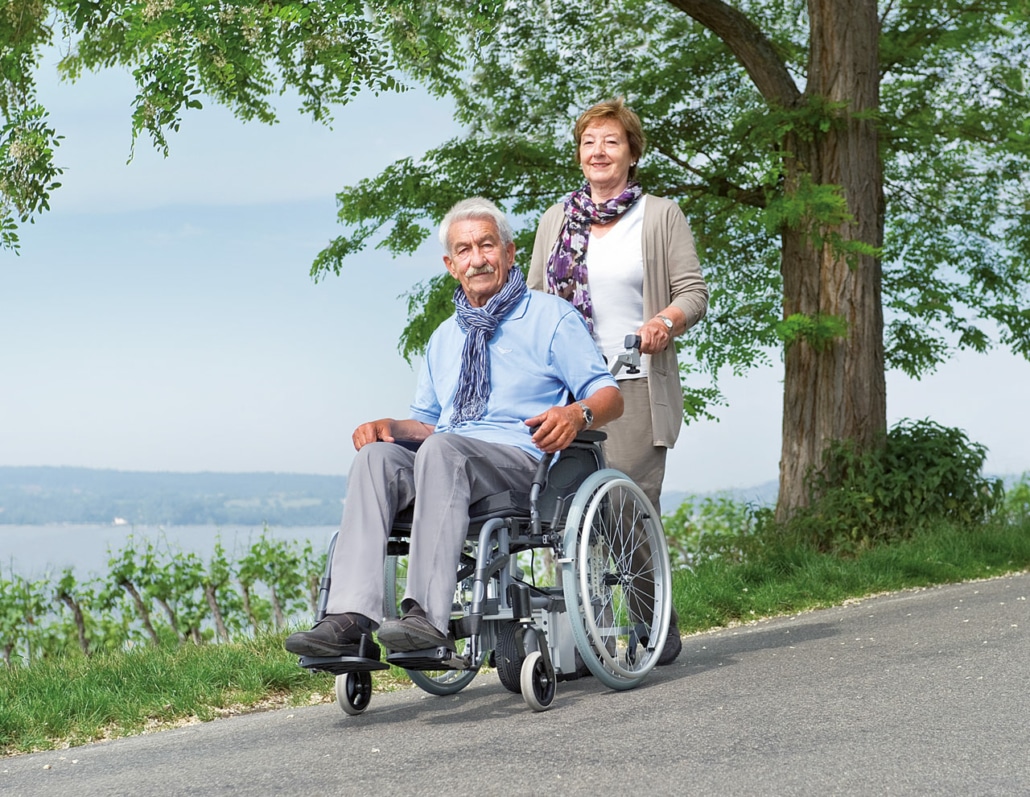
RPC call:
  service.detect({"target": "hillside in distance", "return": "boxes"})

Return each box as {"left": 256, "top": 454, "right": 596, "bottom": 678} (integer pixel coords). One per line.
{"left": 0, "top": 466, "right": 347, "bottom": 527}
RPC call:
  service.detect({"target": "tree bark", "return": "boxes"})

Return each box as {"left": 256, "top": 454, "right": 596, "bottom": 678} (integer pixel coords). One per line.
{"left": 120, "top": 580, "right": 161, "bottom": 646}
{"left": 205, "top": 583, "right": 230, "bottom": 643}
{"left": 270, "top": 586, "right": 285, "bottom": 631}
{"left": 58, "top": 592, "right": 91, "bottom": 657}
{"left": 155, "top": 597, "right": 185, "bottom": 643}
{"left": 241, "top": 583, "right": 260, "bottom": 634}
{"left": 776, "top": 0, "right": 886, "bottom": 519}
{"left": 674, "top": 0, "right": 887, "bottom": 519}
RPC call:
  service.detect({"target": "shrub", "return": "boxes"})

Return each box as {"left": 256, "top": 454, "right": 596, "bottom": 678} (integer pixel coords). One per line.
{"left": 785, "top": 419, "right": 1004, "bottom": 552}
{"left": 662, "top": 494, "right": 771, "bottom": 568}
{"left": 1003, "top": 472, "right": 1030, "bottom": 523}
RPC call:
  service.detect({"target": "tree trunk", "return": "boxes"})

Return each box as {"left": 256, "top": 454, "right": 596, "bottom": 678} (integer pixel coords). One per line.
{"left": 121, "top": 580, "right": 161, "bottom": 645}
{"left": 155, "top": 597, "right": 185, "bottom": 643}
{"left": 270, "top": 586, "right": 285, "bottom": 631}
{"left": 241, "top": 583, "right": 260, "bottom": 634}
{"left": 776, "top": 0, "right": 886, "bottom": 520}
{"left": 58, "top": 592, "right": 91, "bottom": 657}
{"left": 205, "top": 583, "right": 230, "bottom": 643}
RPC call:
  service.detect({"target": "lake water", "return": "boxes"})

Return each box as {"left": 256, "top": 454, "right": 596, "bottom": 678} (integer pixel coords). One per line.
{"left": 0, "top": 523, "right": 339, "bottom": 580}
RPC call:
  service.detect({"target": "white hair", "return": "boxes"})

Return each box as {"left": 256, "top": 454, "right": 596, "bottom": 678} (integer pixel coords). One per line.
{"left": 438, "top": 197, "right": 515, "bottom": 252}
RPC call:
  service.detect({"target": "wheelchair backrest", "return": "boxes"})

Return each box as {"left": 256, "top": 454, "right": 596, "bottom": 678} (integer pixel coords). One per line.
{"left": 537, "top": 433, "right": 605, "bottom": 527}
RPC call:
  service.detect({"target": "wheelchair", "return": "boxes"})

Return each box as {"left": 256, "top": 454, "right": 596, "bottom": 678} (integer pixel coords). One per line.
{"left": 296, "top": 338, "right": 673, "bottom": 713}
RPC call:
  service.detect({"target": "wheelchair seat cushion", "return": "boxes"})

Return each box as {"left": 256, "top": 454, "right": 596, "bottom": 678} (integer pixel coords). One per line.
{"left": 391, "top": 490, "right": 530, "bottom": 531}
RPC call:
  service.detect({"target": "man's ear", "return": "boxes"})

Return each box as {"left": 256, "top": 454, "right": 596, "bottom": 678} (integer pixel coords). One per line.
{"left": 443, "top": 255, "right": 459, "bottom": 280}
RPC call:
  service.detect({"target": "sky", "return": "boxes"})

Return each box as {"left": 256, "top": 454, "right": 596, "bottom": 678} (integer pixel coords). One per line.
{"left": 1, "top": 58, "right": 1028, "bottom": 497}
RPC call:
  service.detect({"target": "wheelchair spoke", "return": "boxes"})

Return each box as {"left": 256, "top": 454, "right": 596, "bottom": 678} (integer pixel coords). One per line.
{"left": 563, "top": 471, "right": 672, "bottom": 689}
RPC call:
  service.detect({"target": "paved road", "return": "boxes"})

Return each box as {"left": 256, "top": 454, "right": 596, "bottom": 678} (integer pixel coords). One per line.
{"left": 3, "top": 571, "right": 1028, "bottom": 796}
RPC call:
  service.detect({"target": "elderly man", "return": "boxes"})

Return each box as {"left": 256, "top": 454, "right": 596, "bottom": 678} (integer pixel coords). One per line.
{"left": 285, "top": 197, "right": 623, "bottom": 659}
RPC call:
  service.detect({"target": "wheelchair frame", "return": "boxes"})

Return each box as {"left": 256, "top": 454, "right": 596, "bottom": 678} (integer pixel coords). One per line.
{"left": 298, "top": 426, "right": 673, "bottom": 714}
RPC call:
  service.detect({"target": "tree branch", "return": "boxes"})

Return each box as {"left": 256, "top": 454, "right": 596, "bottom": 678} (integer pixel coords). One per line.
{"left": 664, "top": 0, "right": 802, "bottom": 107}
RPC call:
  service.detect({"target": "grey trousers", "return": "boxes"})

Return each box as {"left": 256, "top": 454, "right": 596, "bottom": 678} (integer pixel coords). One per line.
{"left": 326, "top": 433, "right": 538, "bottom": 634}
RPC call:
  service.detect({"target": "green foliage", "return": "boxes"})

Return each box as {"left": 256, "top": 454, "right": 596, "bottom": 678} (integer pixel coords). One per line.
{"left": 5, "top": 506, "right": 1030, "bottom": 753}
{"left": 662, "top": 493, "right": 771, "bottom": 569}
{"left": 1, "top": 1, "right": 507, "bottom": 247}
{"left": 775, "top": 313, "right": 849, "bottom": 351}
{"left": 1003, "top": 472, "right": 1030, "bottom": 522}
{"left": 0, "top": 529, "right": 325, "bottom": 667}
{"left": 57, "top": 0, "right": 412, "bottom": 154}
{"left": 0, "top": 572, "right": 49, "bottom": 665}
{"left": 0, "top": 632, "right": 333, "bottom": 753}
{"left": 784, "top": 419, "right": 1005, "bottom": 552}
{"left": 307, "top": 0, "right": 1030, "bottom": 424}
{"left": 675, "top": 512, "right": 1030, "bottom": 633}
{"left": 9, "top": 1, "right": 1028, "bottom": 424}
{"left": 0, "top": 103, "right": 62, "bottom": 251}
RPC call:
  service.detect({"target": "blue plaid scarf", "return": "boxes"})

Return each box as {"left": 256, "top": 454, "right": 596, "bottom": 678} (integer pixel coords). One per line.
{"left": 451, "top": 266, "right": 528, "bottom": 425}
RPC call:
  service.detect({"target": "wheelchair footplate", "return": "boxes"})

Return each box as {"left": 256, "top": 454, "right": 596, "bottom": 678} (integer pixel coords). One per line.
{"left": 297, "top": 633, "right": 389, "bottom": 675}
{"left": 386, "top": 647, "right": 467, "bottom": 671}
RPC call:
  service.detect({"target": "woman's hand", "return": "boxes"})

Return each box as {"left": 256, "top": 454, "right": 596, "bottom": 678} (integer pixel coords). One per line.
{"left": 638, "top": 317, "right": 673, "bottom": 355}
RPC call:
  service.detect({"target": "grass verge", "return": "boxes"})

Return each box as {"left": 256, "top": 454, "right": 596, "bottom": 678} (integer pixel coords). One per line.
{"left": 3, "top": 516, "right": 1029, "bottom": 756}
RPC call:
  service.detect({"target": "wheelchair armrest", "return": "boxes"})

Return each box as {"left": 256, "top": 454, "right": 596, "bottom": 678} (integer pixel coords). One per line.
{"left": 573, "top": 429, "right": 607, "bottom": 444}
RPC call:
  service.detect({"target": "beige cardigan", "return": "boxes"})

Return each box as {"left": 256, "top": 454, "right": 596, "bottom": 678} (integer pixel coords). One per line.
{"left": 528, "top": 195, "right": 708, "bottom": 447}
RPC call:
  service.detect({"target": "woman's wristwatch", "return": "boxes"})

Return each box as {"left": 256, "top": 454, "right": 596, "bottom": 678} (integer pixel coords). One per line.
{"left": 656, "top": 314, "right": 674, "bottom": 331}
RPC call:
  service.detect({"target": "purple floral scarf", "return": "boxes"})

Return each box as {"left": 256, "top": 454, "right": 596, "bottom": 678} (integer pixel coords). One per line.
{"left": 545, "top": 181, "right": 643, "bottom": 332}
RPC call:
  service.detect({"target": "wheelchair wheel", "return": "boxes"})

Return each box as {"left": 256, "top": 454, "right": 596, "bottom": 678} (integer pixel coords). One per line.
{"left": 335, "top": 671, "right": 373, "bottom": 715}
{"left": 561, "top": 469, "right": 672, "bottom": 690}
{"left": 384, "top": 554, "right": 480, "bottom": 696}
{"left": 520, "top": 651, "right": 555, "bottom": 711}
{"left": 493, "top": 620, "right": 524, "bottom": 694}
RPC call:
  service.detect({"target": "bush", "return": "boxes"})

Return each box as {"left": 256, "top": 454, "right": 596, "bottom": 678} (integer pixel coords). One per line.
{"left": 785, "top": 418, "right": 1004, "bottom": 552}
{"left": 662, "top": 494, "right": 772, "bottom": 568}
{"left": 1003, "top": 472, "right": 1030, "bottom": 522}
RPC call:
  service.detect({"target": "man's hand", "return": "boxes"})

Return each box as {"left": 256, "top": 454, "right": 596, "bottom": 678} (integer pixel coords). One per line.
{"left": 352, "top": 419, "right": 398, "bottom": 450}
{"left": 352, "top": 418, "right": 435, "bottom": 451}
{"left": 525, "top": 405, "right": 584, "bottom": 454}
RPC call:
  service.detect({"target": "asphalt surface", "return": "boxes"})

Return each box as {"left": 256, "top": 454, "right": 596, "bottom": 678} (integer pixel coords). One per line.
{"left": 3, "top": 571, "right": 1028, "bottom": 796}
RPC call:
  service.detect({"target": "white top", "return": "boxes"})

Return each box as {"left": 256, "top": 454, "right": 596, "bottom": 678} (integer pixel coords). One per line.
{"left": 585, "top": 196, "right": 647, "bottom": 379}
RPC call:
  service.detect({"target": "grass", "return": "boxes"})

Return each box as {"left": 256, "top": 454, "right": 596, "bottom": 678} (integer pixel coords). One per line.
{"left": 3, "top": 515, "right": 1029, "bottom": 756}
{"left": 675, "top": 516, "right": 1030, "bottom": 630}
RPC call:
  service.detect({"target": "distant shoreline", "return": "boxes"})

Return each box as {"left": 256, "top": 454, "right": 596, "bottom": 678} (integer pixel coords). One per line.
{"left": 0, "top": 466, "right": 347, "bottom": 527}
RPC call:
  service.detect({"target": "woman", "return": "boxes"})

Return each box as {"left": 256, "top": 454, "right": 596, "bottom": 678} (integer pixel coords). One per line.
{"left": 529, "top": 98, "right": 708, "bottom": 665}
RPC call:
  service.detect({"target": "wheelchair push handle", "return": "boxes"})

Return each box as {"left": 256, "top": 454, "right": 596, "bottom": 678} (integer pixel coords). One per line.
{"left": 611, "top": 334, "right": 642, "bottom": 377}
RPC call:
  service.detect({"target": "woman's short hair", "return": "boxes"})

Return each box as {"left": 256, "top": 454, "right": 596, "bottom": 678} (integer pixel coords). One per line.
{"left": 438, "top": 197, "right": 515, "bottom": 252}
{"left": 574, "top": 97, "right": 647, "bottom": 179}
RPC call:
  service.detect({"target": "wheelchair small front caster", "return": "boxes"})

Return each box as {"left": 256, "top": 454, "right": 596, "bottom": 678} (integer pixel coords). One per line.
{"left": 336, "top": 671, "right": 373, "bottom": 715}
{"left": 520, "top": 650, "right": 555, "bottom": 712}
